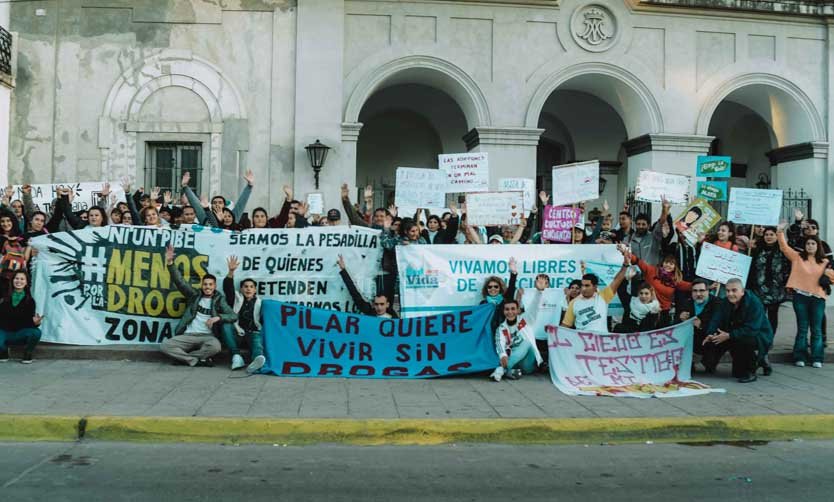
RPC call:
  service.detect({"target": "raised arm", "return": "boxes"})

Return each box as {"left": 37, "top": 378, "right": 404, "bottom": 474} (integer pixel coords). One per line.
{"left": 232, "top": 170, "right": 254, "bottom": 221}
{"left": 165, "top": 245, "right": 198, "bottom": 298}
{"left": 337, "top": 255, "right": 373, "bottom": 315}
{"left": 777, "top": 221, "right": 800, "bottom": 262}
{"left": 341, "top": 183, "right": 369, "bottom": 227}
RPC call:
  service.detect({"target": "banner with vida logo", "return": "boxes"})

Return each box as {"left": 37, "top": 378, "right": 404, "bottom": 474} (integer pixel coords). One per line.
{"left": 395, "top": 244, "right": 625, "bottom": 333}
{"left": 30, "top": 225, "right": 382, "bottom": 345}
{"left": 547, "top": 321, "right": 723, "bottom": 398}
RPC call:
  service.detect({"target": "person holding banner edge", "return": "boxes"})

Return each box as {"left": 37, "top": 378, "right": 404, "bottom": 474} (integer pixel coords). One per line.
{"left": 223, "top": 256, "right": 267, "bottom": 374}
{"left": 160, "top": 245, "right": 238, "bottom": 368}
{"left": 337, "top": 255, "right": 398, "bottom": 318}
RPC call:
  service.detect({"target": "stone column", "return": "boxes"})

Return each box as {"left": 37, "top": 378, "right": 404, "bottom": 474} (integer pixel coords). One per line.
{"left": 339, "top": 122, "right": 363, "bottom": 200}
{"left": 294, "top": 0, "right": 345, "bottom": 212}
{"left": 463, "top": 127, "right": 544, "bottom": 188}
{"left": 623, "top": 133, "right": 714, "bottom": 215}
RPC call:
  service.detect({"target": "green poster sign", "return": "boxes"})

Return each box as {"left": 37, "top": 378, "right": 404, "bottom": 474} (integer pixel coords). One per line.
{"left": 696, "top": 181, "right": 728, "bottom": 201}
{"left": 696, "top": 156, "right": 732, "bottom": 178}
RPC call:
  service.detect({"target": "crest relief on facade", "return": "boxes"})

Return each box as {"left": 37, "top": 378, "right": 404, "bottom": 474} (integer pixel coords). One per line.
{"left": 570, "top": 4, "right": 618, "bottom": 52}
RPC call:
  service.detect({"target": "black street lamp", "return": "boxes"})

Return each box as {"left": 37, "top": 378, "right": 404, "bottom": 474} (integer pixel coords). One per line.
{"left": 305, "top": 139, "right": 330, "bottom": 190}
{"left": 599, "top": 176, "right": 608, "bottom": 195}
{"left": 755, "top": 173, "right": 771, "bottom": 190}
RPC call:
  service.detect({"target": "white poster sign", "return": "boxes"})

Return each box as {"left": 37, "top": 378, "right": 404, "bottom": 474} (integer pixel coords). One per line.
{"left": 552, "top": 160, "right": 599, "bottom": 206}
{"left": 30, "top": 226, "right": 383, "bottom": 345}
{"left": 465, "top": 191, "right": 524, "bottom": 226}
{"left": 635, "top": 171, "right": 691, "bottom": 205}
{"left": 498, "top": 178, "right": 535, "bottom": 215}
{"left": 727, "top": 188, "right": 783, "bottom": 226}
{"left": 306, "top": 193, "right": 324, "bottom": 215}
{"left": 395, "top": 167, "right": 447, "bottom": 209}
{"left": 439, "top": 152, "right": 489, "bottom": 193}
{"left": 9, "top": 182, "right": 126, "bottom": 214}
{"left": 695, "top": 242, "right": 753, "bottom": 285}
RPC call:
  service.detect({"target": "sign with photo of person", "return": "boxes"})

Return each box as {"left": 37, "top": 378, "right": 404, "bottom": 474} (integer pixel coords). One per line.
{"left": 674, "top": 198, "right": 721, "bottom": 246}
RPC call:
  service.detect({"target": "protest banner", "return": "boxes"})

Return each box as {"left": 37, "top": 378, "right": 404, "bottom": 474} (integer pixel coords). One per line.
{"left": 551, "top": 160, "right": 599, "bottom": 206}
{"left": 306, "top": 193, "right": 324, "bottom": 215}
{"left": 30, "top": 226, "right": 382, "bottom": 345}
{"left": 635, "top": 170, "right": 690, "bottom": 204}
{"left": 695, "top": 242, "right": 752, "bottom": 285}
{"left": 695, "top": 180, "right": 728, "bottom": 201}
{"left": 465, "top": 191, "right": 524, "bottom": 226}
{"left": 396, "top": 244, "right": 624, "bottom": 327}
{"left": 696, "top": 156, "right": 732, "bottom": 178}
{"left": 674, "top": 198, "right": 721, "bottom": 246}
{"left": 542, "top": 205, "right": 581, "bottom": 243}
{"left": 727, "top": 188, "right": 783, "bottom": 225}
{"left": 262, "top": 301, "right": 497, "bottom": 379}
{"left": 439, "top": 152, "right": 489, "bottom": 193}
{"left": 547, "top": 321, "right": 722, "bottom": 398}
{"left": 498, "top": 178, "right": 535, "bottom": 215}
{"left": 395, "top": 167, "right": 447, "bottom": 209}
{"left": 9, "top": 182, "right": 126, "bottom": 214}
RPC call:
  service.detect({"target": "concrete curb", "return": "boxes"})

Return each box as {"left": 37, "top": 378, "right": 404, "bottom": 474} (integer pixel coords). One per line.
{"left": 3, "top": 414, "right": 834, "bottom": 445}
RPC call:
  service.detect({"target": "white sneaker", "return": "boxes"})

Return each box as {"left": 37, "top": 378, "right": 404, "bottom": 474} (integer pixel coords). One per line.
{"left": 231, "top": 354, "right": 245, "bottom": 370}
{"left": 812, "top": 362, "right": 823, "bottom": 369}
{"left": 490, "top": 367, "right": 505, "bottom": 382}
{"left": 795, "top": 361, "right": 806, "bottom": 368}
{"left": 247, "top": 355, "right": 266, "bottom": 374}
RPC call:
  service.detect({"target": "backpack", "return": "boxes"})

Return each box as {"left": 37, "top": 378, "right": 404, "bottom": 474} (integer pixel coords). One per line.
{"left": 0, "top": 237, "right": 28, "bottom": 274}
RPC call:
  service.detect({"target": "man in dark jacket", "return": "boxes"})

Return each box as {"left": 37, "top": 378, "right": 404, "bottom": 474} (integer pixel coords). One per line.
{"left": 678, "top": 279, "right": 719, "bottom": 369}
{"left": 160, "top": 245, "right": 238, "bottom": 367}
{"left": 703, "top": 278, "right": 774, "bottom": 383}
{"left": 337, "top": 255, "right": 398, "bottom": 318}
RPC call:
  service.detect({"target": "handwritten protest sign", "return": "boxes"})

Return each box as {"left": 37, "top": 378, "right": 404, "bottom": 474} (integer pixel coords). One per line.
{"left": 552, "top": 160, "right": 599, "bottom": 206}
{"left": 674, "top": 198, "right": 721, "bottom": 246}
{"left": 439, "top": 152, "right": 489, "bottom": 193}
{"left": 306, "top": 193, "right": 324, "bottom": 215}
{"left": 465, "top": 191, "right": 524, "bottom": 226}
{"left": 542, "top": 205, "right": 581, "bottom": 243}
{"left": 31, "top": 226, "right": 383, "bottom": 345}
{"left": 727, "top": 188, "right": 783, "bottom": 225}
{"left": 547, "top": 322, "right": 722, "bottom": 398}
{"left": 9, "top": 182, "right": 126, "bottom": 214}
{"left": 262, "top": 301, "right": 497, "bottom": 379}
{"left": 696, "top": 156, "right": 732, "bottom": 178}
{"left": 635, "top": 170, "right": 691, "bottom": 204}
{"left": 498, "top": 178, "right": 535, "bottom": 215}
{"left": 395, "top": 167, "right": 447, "bottom": 209}
{"left": 696, "top": 181, "right": 728, "bottom": 201}
{"left": 695, "top": 242, "right": 753, "bottom": 285}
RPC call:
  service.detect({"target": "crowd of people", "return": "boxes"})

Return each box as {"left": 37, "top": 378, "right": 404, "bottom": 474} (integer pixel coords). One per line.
{"left": 1, "top": 172, "right": 831, "bottom": 384}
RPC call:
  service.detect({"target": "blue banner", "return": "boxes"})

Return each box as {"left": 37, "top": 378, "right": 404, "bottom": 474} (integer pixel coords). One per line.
{"left": 696, "top": 155, "right": 732, "bottom": 178}
{"left": 262, "top": 301, "right": 498, "bottom": 378}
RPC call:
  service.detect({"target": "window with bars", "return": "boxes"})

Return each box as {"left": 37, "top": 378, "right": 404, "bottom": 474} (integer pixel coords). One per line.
{"left": 145, "top": 143, "right": 203, "bottom": 196}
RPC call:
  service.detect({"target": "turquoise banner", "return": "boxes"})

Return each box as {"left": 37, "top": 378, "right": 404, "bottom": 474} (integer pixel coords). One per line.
{"left": 696, "top": 156, "right": 732, "bottom": 178}
{"left": 696, "top": 180, "right": 728, "bottom": 201}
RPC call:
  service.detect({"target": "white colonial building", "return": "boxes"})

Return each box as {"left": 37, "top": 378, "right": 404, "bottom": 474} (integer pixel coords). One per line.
{"left": 1, "top": 0, "right": 832, "bottom": 231}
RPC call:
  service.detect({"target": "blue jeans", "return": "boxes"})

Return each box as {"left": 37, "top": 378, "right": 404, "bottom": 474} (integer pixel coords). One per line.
{"left": 507, "top": 338, "right": 538, "bottom": 375}
{"left": 793, "top": 294, "right": 826, "bottom": 364}
{"left": 221, "top": 328, "right": 264, "bottom": 360}
{"left": 0, "top": 327, "right": 42, "bottom": 352}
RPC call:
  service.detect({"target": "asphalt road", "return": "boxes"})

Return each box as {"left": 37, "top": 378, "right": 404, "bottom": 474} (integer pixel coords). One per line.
{"left": 1, "top": 440, "right": 832, "bottom": 501}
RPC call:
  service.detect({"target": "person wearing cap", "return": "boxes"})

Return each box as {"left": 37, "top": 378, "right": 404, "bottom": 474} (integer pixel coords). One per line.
{"left": 326, "top": 208, "right": 342, "bottom": 226}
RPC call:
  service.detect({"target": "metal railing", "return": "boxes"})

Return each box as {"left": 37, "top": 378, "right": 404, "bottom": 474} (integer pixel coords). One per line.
{"left": 0, "top": 25, "right": 11, "bottom": 77}
{"left": 781, "top": 187, "right": 812, "bottom": 222}
{"left": 625, "top": 189, "right": 652, "bottom": 222}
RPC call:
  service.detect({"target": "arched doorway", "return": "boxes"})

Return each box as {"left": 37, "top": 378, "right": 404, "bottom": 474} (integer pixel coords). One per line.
{"left": 356, "top": 83, "right": 469, "bottom": 207}
{"left": 702, "top": 80, "right": 825, "bottom": 220}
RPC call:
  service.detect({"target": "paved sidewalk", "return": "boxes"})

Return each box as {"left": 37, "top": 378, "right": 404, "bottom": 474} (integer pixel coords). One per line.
{"left": 2, "top": 358, "right": 834, "bottom": 420}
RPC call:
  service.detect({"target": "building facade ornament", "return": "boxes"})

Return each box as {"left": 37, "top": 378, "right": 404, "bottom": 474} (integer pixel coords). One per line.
{"left": 570, "top": 4, "right": 618, "bottom": 52}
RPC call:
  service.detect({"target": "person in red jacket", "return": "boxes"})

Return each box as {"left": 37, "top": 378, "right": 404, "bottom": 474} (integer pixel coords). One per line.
{"left": 621, "top": 244, "right": 692, "bottom": 327}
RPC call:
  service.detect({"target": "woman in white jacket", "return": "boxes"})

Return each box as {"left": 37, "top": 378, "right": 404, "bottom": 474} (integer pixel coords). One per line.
{"left": 490, "top": 289, "right": 543, "bottom": 382}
